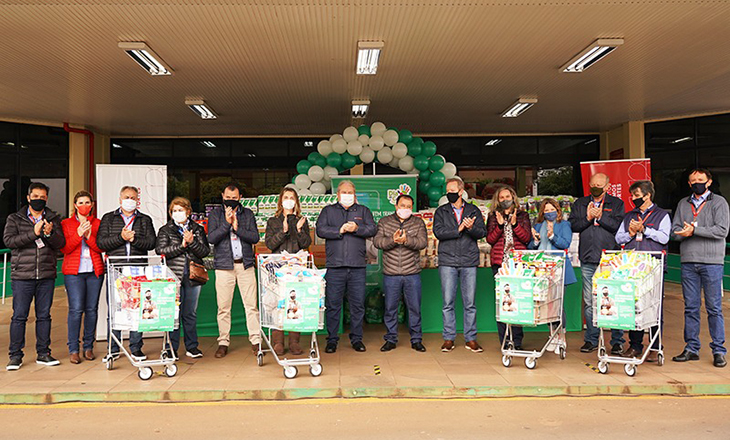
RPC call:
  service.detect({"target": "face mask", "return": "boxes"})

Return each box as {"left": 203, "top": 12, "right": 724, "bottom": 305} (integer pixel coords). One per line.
{"left": 691, "top": 182, "right": 707, "bottom": 195}
{"left": 499, "top": 200, "right": 514, "bottom": 210}
{"left": 282, "top": 199, "right": 296, "bottom": 210}
{"left": 340, "top": 194, "right": 355, "bottom": 207}
{"left": 121, "top": 199, "right": 137, "bottom": 212}
{"left": 76, "top": 205, "right": 92, "bottom": 216}
{"left": 544, "top": 212, "right": 558, "bottom": 222}
{"left": 223, "top": 199, "right": 240, "bottom": 210}
{"left": 396, "top": 208, "right": 412, "bottom": 220}
{"left": 29, "top": 199, "right": 46, "bottom": 212}
{"left": 632, "top": 197, "right": 645, "bottom": 209}
{"left": 172, "top": 211, "right": 187, "bottom": 224}
{"left": 590, "top": 186, "right": 604, "bottom": 198}
{"left": 446, "top": 192, "right": 460, "bottom": 204}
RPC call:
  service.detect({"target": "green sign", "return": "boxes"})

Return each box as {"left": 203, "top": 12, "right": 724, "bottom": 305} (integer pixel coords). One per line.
{"left": 496, "top": 276, "right": 537, "bottom": 326}
{"left": 137, "top": 281, "right": 177, "bottom": 332}
{"left": 595, "top": 279, "right": 637, "bottom": 330}
{"left": 282, "top": 280, "right": 322, "bottom": 333}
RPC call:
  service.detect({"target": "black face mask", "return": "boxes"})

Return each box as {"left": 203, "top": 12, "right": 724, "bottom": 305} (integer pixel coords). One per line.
{"left": 631, "top": 197, "right": 645, "bottom": 209}
{"left": 590, "top": 186, "right": 604, "bottom": 198}
{"left": 446, "top": 192, "right": 460, "bottom": 204}
{"left": 222, "top": 199, "right": 240, "bottom": 210}
{"left": 691, "top": 182, "right": 707, "bottom": 195}
{"left": 29, "top": 199, "right": 46, "bottom": 212}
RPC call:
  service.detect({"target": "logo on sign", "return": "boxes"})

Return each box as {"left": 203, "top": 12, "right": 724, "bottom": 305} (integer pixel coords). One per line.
{"left": 387, "top": 183, "right": 413, "bottom": 205}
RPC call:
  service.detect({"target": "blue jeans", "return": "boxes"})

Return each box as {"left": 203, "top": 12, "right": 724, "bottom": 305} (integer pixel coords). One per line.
{"left": 65, "top": 272, "right": 104, "bottom": 353}
{"left": 9, "top": 279, "right": 55, "bottom": 359}
{"left": 681, "top": 263, "right": 726, "bottom": 355}
{"left": 325, "top": 267, "right": 366, "bottom": 344}
{"left": 581, "top": 263, "right": 624, "bottom": 346}
{"left": 493, "top": 265, "right": 524, "bottom": 347}
{"left": 439, "top": 266, "right": 478, "bottom": 342}
{"left": 383, "top": 274, "right": 423, "bottom": 344}
{"left": 169, "top": 278, "right": 201, "bottom": 353}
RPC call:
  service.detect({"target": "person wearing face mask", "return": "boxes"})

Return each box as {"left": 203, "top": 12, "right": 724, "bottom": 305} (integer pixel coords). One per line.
{"left": 614, "top": 181, "right": 670, "bottom": 362}
{"left": 207, "top": 182, "right": 261, "bottom": 358}
{"left": 316, "top": 180, "right": 377, "bottom": 353}
{"left": 155, "top": 197, "right": 210, "bottom": 360}
{"left": 60, "top": 191, "right": 104, "bottom": 364}
{"left": 568, "top": 172, "right": 625, "bottom": 355}
{"left": 671, "top": 168, "right": 728, "bottom": 368}
{"left": 373, "top": 194, "right": 428, "bottom": 352}
{"left": 487, "top": 185, "right": 532, "bottom": 350}
{"left": 433, "top": 177, "right": 487, "bottom": 353}
{"left": 4, "top": 182, "right": 65, "bottom": 371}
{"left": 264, "top": 187, "right": 312, "bottom": 355}
{"left": 97, "top": 185, "right": 157, "bottom": 362}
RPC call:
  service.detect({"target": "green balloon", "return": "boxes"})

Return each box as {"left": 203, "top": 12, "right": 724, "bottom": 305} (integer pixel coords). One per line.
{"left": 419, "top": 169, "right": 432, "bottom": 182}
{"left": 430, "top": 199, "right": 440, "bottom": 208}
{"left": 427, "top": 186, "right": 442, "bottom": 201}
{"left": 430, "top": 170, "right": 445, "bottom": 187}
{"left": 296, "top": 160, "right": 312, "bottom": 175}
{"left": 398, "top": 129, "right": 413, "bottom": 145}
{"left": 355, "top": 155, "right": 362, "bottom": 165}
{"left": 357, "top": 125, "right": 371, "bottom": 136}
{"left": 292, "top": 175, "right": 297, "bottom": 184}
{"left": 326, "top": 153, "right": 342, "bottom": 168}
{"left": 414, "top": 155, "right": 430, "bottom": 171}
{"left": 337, "top": 164, "right": 346, "bottom": 172}
{"left": 429, "top": 155, "right": 445, "bottom": 171}
{"left": 308, "top": 153, "right": 326, "bottom": 168}
{"left": 408, "top": 143, "right": 423, "bottom": 157}
{"left": 341, "top": 152, "right": 357, "bottom": 169}
{"left": 307, "top": 152, "right": 322, "bottom": 163}
{"left": 419, "top": 180, "right": 431, "bottom": 194}
{"left": 411, "top": 137, "right": 424, "bottom": 145}
{"left": 422, "top": 141, "right": 437, "bottom": 157}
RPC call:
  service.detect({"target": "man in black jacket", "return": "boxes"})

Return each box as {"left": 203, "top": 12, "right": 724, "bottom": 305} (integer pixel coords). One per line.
{"left": 97, "top": 185, "right": 157, "bottom": 361}
{"left": 568, "top": 172, "right": 625, "bottom": 355}
{"left": 4, "top": 182, "right": 65, "bottom": 370}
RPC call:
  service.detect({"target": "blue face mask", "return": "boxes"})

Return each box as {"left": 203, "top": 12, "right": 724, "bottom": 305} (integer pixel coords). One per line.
{"left": 544, "top": 212, "right": 558, "bottom": 222}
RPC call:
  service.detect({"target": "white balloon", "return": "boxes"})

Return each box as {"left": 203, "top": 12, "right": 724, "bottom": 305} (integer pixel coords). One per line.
{"left": 347, "top": 141, "right": 363, "bottom": 156}
{"left": 360, "top": 147, "right": 375, "bottom": 164}
{"left": 369, "top": 135, "right": 385, "bottom": 151}
{"left": 332, "top": 138, "right": 347, "bottom": 154}
{"left": 358, "top": 134, "right": 369, "bottom": 145}
{"left": 307, "top": 165, "right": 324, "bottom": 182}
{"left": 317, "top": 140, "right": 332, "bottom": 156}
{"left": 441, "top": 162, "right": 457, "bottom": 179}
{"left": 388, "top": 157, "right": 400, "bottom": 169}
{"left": 439, "top": 196, "right": 449, "bottom": 206}
{"left": 294, "top": 174, "right": 311, "bottom": 190}
{"left": 398, "top": 155, "right": 414, "bottom": 171}
{"left": 377, "top": 147, "right": 393, "bottom": 164}
{"left": 370, "top": 121, "right": 386, "bottom": 137}
{"left": 329, "top": 134, "right": 343, "bottom": 143}
{"left": 323, "top": 166, "right": 339, "bottom": 181}
{"left": 392, "top": 142, "right": 408, "bottom": 158}
{"left": 343, "top": 126, "right": 359, "bottom": 143}
{"left": 285, "top": 183, "right": 298, "bottom": 190}
{"left": 310, "top": 182, "right": 327, "bottom": 194}
{"left": 462, "top": 191, "right": 469, "bottom": 202}
{"left": 383, "top": 130, "right": 399, "bottom": 147}
{"left": 322, "top": 179, "right": 332, "bottom": 191}
{"left": 299, "top": 188, "right": 312, "bottom": 195}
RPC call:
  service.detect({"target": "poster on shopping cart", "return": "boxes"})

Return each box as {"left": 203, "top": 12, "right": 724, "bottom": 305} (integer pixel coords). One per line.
{"left": 112, "top": 276, "right": 142, "bottom": 331}
{"left": 281, "top": 281, "right": 322, "bottom": 333}
{"left": 496, "top": 276, "right": 535, "bottom": 326}
{"left": 137, "top": 281, "right": 177, "bottom": 332}
{"left": 595, "top": 279, "right": 637, "bottom": 330}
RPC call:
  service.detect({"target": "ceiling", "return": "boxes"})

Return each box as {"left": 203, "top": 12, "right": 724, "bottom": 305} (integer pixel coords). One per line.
{"left": 1, "top": 0, "right": 730, "bottom": 137}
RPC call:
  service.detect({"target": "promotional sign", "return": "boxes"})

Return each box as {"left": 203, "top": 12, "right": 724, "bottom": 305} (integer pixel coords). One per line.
{"left": 595, "top": 279, "right": 637, "bottom": 330}
{"left": 496, "top": 276, "right": 535, "bottom": 326}
{"left": 281, "top": 280, "right": 322, "bottom": 333}
{"left": 137, "top": 281, "right": 177, "bottom": 332}
{"left": 580, "top": 159, "right": 651, "bottom": 210}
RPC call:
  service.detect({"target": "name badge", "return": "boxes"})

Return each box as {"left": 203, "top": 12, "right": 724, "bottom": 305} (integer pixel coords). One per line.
{"left": 35, "top": 238, "right": 45, "bottom": 249}
{"left": 230, "top": 231, "right": 239, "bottom": 241}
{"left": 636, "top": 232, "right": 643, "bottom": 242}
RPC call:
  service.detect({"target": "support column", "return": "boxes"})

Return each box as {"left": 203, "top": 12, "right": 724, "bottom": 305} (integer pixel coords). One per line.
{"left": 599, "top": 121, "right": 645, "bottom": 160}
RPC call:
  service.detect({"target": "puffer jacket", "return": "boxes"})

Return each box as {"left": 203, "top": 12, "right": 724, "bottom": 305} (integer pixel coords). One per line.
{"left": 97, "top": 208, "right": 157, "bottom": 259}
{"left": 3, "top": 206, "right": 65, "bottom": 280}
{"left": 207, "top": 205, "right": 259, "bottom": 270}
{"left": 568, "top": 194, "right": 625, "bottom": 264}
{"left": 433, "top": 202, "right": 487, "bottom": 267}
{"left": 265, "top": 214, "right": 312, "bottom": 253}
{"left": 486, "top": 209, "right": 532, "bottom": 267}
{"left": 155, "top": 219, "right": 210, "bottom": 286}
{"left": 315, "top": 202, "right": 377, "bottom": 268}
{"left": 373, "top": 213, "right": 427, "bottom": 276}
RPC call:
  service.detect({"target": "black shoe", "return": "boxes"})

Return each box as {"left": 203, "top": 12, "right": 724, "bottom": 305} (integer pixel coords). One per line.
{"left": 186, "top": 348, "right": 203, "bottom": 359}
{"left": 163, "top": 349, "right": 178, "bottom": 360}
{"left": 131, "top": 350, "right": 147, "bottom": 361}
{"left": 325, "top": 343, "right": 337, "bottom": 354}
{"left": 514, "top": 345, "right": 524, "bottom": 351}
{"left": 102, "top": 353, "right": 120, "bottom": 363}
{"left": 380, "top": 341, "right": 396, "bottom": 352}
{"left": 352, "top": 341, "right": 367, "bottom": 352}
{"left": 611, "top": 344, "right": 625, "bottom": 356}
{"left": 580, "top": 342, "right": 597, "bottom": 353}
{"left": 672, "top": 350, "right": 700, "bottom": 362}
{"left": 411, "top": 342, "right": 426, "bottom": 352}
{"left": 36, "top": 354, "right": 60, "bottom": 366}
{"left": 713, "top": 354, "right": 727, "bottom": 368}
{"left": 6, "top": 357, "right": 22, "bottom": 371}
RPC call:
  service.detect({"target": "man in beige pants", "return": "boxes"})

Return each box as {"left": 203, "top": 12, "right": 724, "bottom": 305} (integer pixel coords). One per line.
{"left": 207, "top": 182, "right": 261, "bottom": 358}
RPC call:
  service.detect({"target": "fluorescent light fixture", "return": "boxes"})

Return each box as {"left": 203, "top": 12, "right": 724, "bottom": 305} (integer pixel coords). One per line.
{"left": 671, "top": 137, "right": 693, "bottom": 144}
{"left": 246, "top": 153, "right": 256, "bottom": 157}
{"left": 485, "top": 139, "right": 502, "bottom": 146}
{"left": 201, "top": 141, "right": 217, "bottom": 148}
{"left": 185, "top": 99, "right": 218, "bottom": 120}
{"left": 561, "top": 38, "right": 624, "bottom": 73}
{"left": 118, "top": 42, "right": 172, "bottom": 76}
{"left": 304, "top": 141, "right": 314, "bottom": 147}
{"left": 356, "top": 41, "right": 383, "bottom": 75}
{"left": 584, "top": 138, "right": 598, "bottom": 145}
{"left": 501, "top": 98, "right": 538, "bottom": 118}
{"left": 352, "top": 100, "right": 370, "bottom": 118}
{"left": 112, "top": 143, "right": 123, "bottom": 149}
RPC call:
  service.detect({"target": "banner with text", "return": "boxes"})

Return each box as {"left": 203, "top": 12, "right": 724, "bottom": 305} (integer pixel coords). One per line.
{"left": 580, "top": 159, "right": 651, "bottom": 210}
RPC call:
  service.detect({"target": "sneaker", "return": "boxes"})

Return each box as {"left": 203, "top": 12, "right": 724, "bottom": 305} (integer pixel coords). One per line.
{"left": 36, "top": 354, "right": 60, "bottom": 366}
{"left": 6, "top": 357, "right": 22, "bottom": 371}
{"left": 163, "top": 349, "right": 178, "bottom": 360}
{"left": 324, "top": 343, "right": 337, "bottom": 354}
{"left": 580, "top": 342, "right": 597, "bottom": 353}
{"left": 102, "top": 353, "right": 120, "bottom": 363}
{"left": 546, "top": 339, "right": 558, "bottom": 353}
{"left": 611, "top": 344, "right": 625, "bottom": 356}
{"left": 186, "top": 348, "right": 203, "bottom": 359}
{"left": 131, "top": 350, "right": 147, "bottom": 361}
{"left": 465, "top": 340, "right": 484, "bottom": 353}
{"left": 441, "top": 340, "right": 455, "bottom": 352}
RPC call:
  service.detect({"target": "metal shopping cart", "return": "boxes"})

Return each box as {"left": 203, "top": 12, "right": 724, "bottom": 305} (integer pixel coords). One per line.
{"left": 104, "top": 255, "right": 180, "bottom": 381}
{"left": 497, "top": 250, "right": 568, "bottom": 370}
{"left": 594, "top": 250, "right": 665, "bottom": 377}
{"left": 257, "top": 252, "right": 325, "bottom": 379}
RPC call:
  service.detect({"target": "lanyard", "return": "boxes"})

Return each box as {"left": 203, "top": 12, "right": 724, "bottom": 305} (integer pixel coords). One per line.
{"left": 636, "top": 208, "right": 654, "bottom": 226}
{"left": 592, "top": 196, "right": 605, "bottom": 226}
{"left": 28, "top": 213, "right": 43, "bottom": 224}
{"left": 123, "top": 214, "right": 136, "bottom": 229}
{"left": 452, "top": 206, "right": 464, "bottom": 224}
{"left": 690, "top": 200, "right": 707, "bottom": 220}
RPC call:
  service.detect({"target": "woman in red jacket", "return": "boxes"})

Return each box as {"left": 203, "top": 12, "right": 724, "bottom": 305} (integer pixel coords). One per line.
{"left": 487, "top": 185, "right": 532, "bottom": 350}
{"left": 61, "top": 191, "right": 104, "bottom": 364}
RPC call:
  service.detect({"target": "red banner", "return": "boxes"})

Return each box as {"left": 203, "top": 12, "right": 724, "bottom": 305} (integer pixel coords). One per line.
{"left": 580, "top": 159, "right": 651, "bottom": 210}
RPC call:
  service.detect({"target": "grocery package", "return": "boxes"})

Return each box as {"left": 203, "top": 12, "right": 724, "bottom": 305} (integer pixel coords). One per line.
{"left": 110, "top": 265, "right": 180, "bottom": 332}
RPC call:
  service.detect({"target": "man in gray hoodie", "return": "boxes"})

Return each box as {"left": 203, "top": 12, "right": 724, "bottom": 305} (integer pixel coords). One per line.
{"left": 671, "top": 168, "right": 729, "bottom": 368}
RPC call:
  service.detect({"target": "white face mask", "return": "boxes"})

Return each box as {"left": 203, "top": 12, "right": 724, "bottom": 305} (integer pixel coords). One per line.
{"left": 172, "top": 211, "right": 187, "bottom": 224}
{"left": 121, "top": 199, "right": 137, "bottom": 212}
{"left": 340, "top": 194, "right": 355, "bottom": 207}
{"left": 396, "top": 208, "right": 412, "bottom": 220}
{"left": 282, "top": 199, "right": 296, "bottom": 210}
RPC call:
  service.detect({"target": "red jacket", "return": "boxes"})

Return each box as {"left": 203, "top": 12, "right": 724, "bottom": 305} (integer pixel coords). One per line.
{"left": 61, "top": 216, "right": 104, "bottom": 277}
{"left": 486, "top": 210, "right": 532, "bottom": 267}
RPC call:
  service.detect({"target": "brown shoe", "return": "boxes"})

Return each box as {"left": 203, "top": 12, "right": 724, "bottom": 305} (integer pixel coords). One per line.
{"left": 441, "top": 340, "right": 455, "bottom": 352}
{"left": 289, "top": 332, "right": 303, "bottom": 356}
{"left": 623, "top": 347, "right": 642, "bottom": 359}
{"left": 252, "top": 344, "right": 261, "bottom": 355}
{"left": 272, "top": 331, "right": 285, "bottom": 356}
{"left": 215, "top": 345, "right": 228, "bottom": 358}
{"left": 465, "top": 340, "right": 484, "bottom": 353}
{"left": 69, "top": 353, "right": 82, "bottom": 364}
{"left": 83, "top": 350, "right": 95, "bottom": 361}
{"left": 646, "top": 351, "right": 659, "bottom": 362}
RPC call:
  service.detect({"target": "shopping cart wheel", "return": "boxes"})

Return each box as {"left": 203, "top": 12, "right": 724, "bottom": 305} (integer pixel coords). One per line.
{"left": 501, "top": 355, "right": 512, "bottom": 368}
{"left": 309, "top": 363, "right": 323, "bottom": 377}
{"left": 597, "top": 361, "right": 609, "bottom": 374}
{"left": 164, "top": 364, "right": 178, "bottom": 378}
{"left": 624, "top": 364, "right": 637, "bottom": 377}
{"left": 256, "top": 353, "right": 264, "bottom": 367}
{"left": 105, "top": 357, "right": 114, "bottom": 371}
{"left": 283, "top": 366, "right": 298, "bottom": 379}
{"left": 138, "top": 367, "right": 154, "bottom": 381}
{"left": 657, "top": 353, "right": 665, "bottom": 366}
{"left": 524, "top": 357, "right": 537, "bottom": 370}
{"left": 559, "top": 347, "right": 566, "bottom": 360}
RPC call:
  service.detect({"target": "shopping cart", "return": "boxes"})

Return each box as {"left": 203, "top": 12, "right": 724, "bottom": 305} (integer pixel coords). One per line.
{"left": 594, "top": 250, "right": 665, "bottom": 377}
{"left": 497, "top": 250, "right": 568, "bottom": 370}
{"left": 257, "top": 252, "right": 325, "bottom": 379}
{"left": 104, "top": 255, "right": 180, "bottom": 381}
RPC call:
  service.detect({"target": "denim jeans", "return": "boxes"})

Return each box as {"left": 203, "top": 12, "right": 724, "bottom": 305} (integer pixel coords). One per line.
{"left": 493, "top": 265, "right": 524, "bottom": 347}
{"left": 581, "top": 263, "right": 624, "bottom": 346}
{"left": 325, "top": 267, "right": 366, "bottom": 344}
{"left": 169, "top": 278, "right": 202, "bottom": 353}
{"left": 9, "top": 279, "right": 55, "bottom": 359}
{"left": 681, "top": 263, "right": 726, "bottom": 355}
{"left": 439, "top": 266, "right": 478, "bottom": 342}
{"left": 383, "top": 274, "right": 423, "bottom": 344}
{"left": 65, "top": 272, "right": 104, "bottom": 353}
{"left": 628, "top": 282, "right": 664, "bottom": 352}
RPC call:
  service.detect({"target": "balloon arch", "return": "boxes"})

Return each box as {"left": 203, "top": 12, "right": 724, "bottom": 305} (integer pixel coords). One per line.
{"left": 287, "top": 122, "right": 458, "bottom": 207}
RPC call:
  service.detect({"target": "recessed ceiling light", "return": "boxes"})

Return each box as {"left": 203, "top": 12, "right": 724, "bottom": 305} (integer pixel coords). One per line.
{"left": 501, "top": 98, "right": 538, "bottom": 118}
{"left": 201, "top": 141, "right": 217, "bottom": 148}
{"left": 112, "top": 143, "right": 123, "bottom": 149}
{"left": 561, "top": 38, "right": 624, "bottom": 73}
{"left": 185, "top": 99, "right": 218, "bottom": 120}
{"left": 485, "top": 139, "right": 502, "bottom": 146}
{"left": 304, "top": 141, "right": 314, "bottom": 147}
{"left": 352, "top": 100, "right": 370, "bottom": 118}
{"left": 118, "top": 42, "right": 172, "bottom": 76}
{"left": 584, "top": 138, "right": 598, "bottom": 145}
{"left": 671, "top": 137, "right": 693, "bottom": 144}
{"left": 356, "top": 41, "right": 383, "bottom": 75}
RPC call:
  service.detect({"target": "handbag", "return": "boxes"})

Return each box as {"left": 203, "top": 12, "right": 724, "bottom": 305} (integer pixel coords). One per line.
{"left": 189, "top": 260, "right": 209, "bottom": 284}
